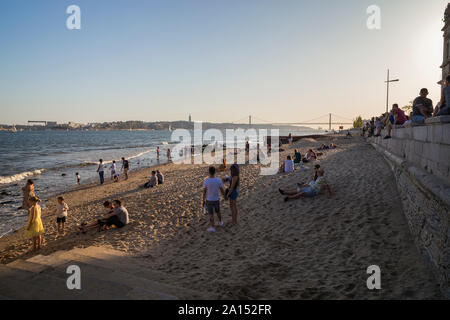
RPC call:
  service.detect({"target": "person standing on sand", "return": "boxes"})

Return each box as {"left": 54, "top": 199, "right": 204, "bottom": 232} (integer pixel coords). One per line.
{"left": 202, "top": 166, "right": 225, "bottom": 232}
{"left": 121, "top": 157, "right": 130, "bottom": 180}
{"left": 24, "top": 196, "right": 44, "bottom": 252}
{"left": 110, "top": 160, "right": 117, "bottom": 180}
{"left": 97, "top": 159, "right": 105, "bottom": 185}
{"left": 21, "top": 179, "right": 35, "bottom": 210}
{"left": 167, "top": 148, "right": 171, "bottom": 161}
{"left": 223, "top": 164, "right": 240, "bottom": 225}
{"left": 55, "top": 196, "right": 69, "bottom": 235}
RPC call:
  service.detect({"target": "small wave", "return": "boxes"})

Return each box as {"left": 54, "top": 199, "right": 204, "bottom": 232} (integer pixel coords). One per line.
{"left": 0, "top": 169, "right": 45, "bottom": 185}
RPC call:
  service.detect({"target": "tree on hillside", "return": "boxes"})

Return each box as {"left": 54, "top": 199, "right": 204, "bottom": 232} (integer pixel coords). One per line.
{"left": 353, "top": 116, "right": 363, "bottom": 129}
{"left": 402, "top": 101, "right": 413, "bottom": 114}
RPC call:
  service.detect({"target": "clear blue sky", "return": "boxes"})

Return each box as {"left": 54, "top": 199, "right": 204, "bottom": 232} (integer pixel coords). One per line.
{"left": 0, "top": 0, "right": 447, "bottom": 125}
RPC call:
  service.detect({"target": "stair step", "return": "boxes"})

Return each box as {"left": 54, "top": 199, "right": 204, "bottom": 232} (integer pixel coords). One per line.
{"left": 0, "top": 264, "right": 36, "bottom": 282}
{"left": 48, "top": 259, "right": 197, "bottom": 299}
{"left": 60, "top": 249, "right": 166, "bottom": 282}
{"left": 27, "top": 254, "right": 70, "bottom": 267}
{"left": 2, "top": 246, "right": 205, "bottom": 300}
{"left": 7, "top": 259, "right": 52, "bottom": 274}
{"left": 23, "top": 252, "right": 183, "bottom": 299}
{"left": 75, "top": 246, "right": 128, "bottom": 258}
{"left": 0, "top": 266, "right": 86, "bottom": 300}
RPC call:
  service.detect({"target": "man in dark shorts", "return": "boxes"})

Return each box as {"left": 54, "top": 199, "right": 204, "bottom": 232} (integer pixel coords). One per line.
{"left": 98, "top": 200, "right": 129, "bottom": 229}
{"left": 202, "top": 166, "right": 225, "bottom": 233}
{"left": 121, "top": 157, "right": 130, "bottom": 180}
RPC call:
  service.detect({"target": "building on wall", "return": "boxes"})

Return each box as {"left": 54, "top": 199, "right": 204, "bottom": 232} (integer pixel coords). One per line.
{"left": 440, "top": 3, "right": 450, "bottom": 84}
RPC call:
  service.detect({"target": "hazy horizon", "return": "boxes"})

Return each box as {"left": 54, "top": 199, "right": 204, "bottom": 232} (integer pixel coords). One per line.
{"left": 0, "top": 0, "right": 448, "bottom": 125}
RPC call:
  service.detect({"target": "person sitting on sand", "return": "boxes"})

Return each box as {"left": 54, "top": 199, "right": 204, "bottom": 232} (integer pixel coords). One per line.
{"left": 303, "top": 149, "right": 318, "bottom": 163}
{"left": 113, "top": 172, "right": 120, "bottom": 182}
{"left": 21, "top": 179, "right": 35, "bottom": 210}
{"left": 24, "top": 196, "right": 44, "bottom": 251}
{"left": 78, "top": 200, "right": 129, "bottom": 233}
{"left": 279, "top": 155, "right": 295, "bottom": 173}
{"left": 279, "top": 169, "right": 332, "bottom": 201}
{"left": 293, "top": 149, "right": 302, "bottom": 167}
{"left": 143, "top": 171, "right": 158, "bottom": 188}
{"left": 156, "top": 170, "right": 164, "bottom": 185}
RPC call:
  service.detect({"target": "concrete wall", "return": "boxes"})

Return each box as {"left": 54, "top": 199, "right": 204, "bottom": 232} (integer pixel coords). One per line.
{"left": 369, "top": 116, "right": 450, "bottom": 298}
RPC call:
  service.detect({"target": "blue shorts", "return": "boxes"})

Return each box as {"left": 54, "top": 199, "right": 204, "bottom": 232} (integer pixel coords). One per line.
{"left": 412, "top": 115, "right": 425, "bottom": 124}
{"left": 298, "top": 187, "right": 316, "bottom": 197}
{"left": 389, "top": 115, "right": 395, "bottom": 124}
{"left": 228, "top": 189, "right": 239, "bottom": 200}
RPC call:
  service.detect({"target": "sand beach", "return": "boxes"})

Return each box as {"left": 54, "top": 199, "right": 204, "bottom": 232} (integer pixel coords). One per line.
{"left": 0, "top": 134, "right": 442, "bottom": 299}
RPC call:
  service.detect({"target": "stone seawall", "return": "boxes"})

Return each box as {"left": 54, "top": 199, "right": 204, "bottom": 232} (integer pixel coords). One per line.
{"left": 368, "top": 116, "right": 450, "bottom": 298}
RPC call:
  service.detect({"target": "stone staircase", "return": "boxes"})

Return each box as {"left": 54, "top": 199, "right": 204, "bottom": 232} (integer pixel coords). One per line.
{"left": 0, "top": 246, "right": 204, "bottom": 300}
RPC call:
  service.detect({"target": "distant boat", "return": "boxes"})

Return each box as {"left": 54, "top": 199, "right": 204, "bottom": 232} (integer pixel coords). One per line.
{"left": 9, "top": 126, "right": 17, "bottom": 133}
{"left": 168, "top": 125, "right": 172, "bottom": 132}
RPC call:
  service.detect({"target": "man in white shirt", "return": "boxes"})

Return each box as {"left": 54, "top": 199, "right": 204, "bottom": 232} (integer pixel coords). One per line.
{"left": 202, "top": 166, "right": 225, "bottom": 232}
{"left": 97, "top": 159, "right": 104, "bottom": 185}
{"left": 110, "top": 160, "right": 117, "bottom": 180}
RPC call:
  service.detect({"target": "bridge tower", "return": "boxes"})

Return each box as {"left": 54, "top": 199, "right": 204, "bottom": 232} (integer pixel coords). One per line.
{"left": 249, "top": 115, "right": 252, "bottom": 126}
{"left": 329, "top": 113, "right": 332, "bottom": 131}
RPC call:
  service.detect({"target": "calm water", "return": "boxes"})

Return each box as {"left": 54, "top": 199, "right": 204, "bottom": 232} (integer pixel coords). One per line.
{"left": 0, "top": 127, "right": 322, "bottom": 237}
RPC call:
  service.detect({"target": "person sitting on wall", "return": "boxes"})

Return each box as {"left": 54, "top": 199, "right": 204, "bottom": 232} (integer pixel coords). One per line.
{"left": 384, "top": 104, "right": 407, "bottom": 139}
{"left": 412, "top": 88, "right": 433, "bottom": 124}
{"left": 435, "top": 75, "right": 450, "bottom": 116}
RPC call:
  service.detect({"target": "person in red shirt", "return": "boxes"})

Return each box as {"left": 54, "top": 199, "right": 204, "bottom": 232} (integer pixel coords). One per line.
{"left": 385, "top": 104, "right": 406, "bottom": 139}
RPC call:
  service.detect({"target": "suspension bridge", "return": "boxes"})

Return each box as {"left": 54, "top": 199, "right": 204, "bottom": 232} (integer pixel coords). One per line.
{"left": 230, "top": 113, "right": 354, "bottom": 131}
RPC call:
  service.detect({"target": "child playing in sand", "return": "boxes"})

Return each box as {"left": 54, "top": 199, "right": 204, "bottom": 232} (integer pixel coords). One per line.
{"left": 56, "top": 196, "right": 69, "bottom": 235}
{"left": 76, "top": 172, "right": 81, "bottom": 185}
{"left": 202, "top": 166, "right": 225, "bottom": 232}
{"left": 24, "top": 196, "right": 44, "bottom": 251}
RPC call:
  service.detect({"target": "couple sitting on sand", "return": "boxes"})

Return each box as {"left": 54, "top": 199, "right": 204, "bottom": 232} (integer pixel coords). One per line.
{"left": 318, "top": 143, "right": 337, "bottom": 151}
{"left": 279, "top": 165, "right": 333, "bottom": 201}
{"left": 143, "top": 170, "right": 164, "bottom": 188}
{"left": 78, "top": 199, "right": 129, "bottom": 233}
